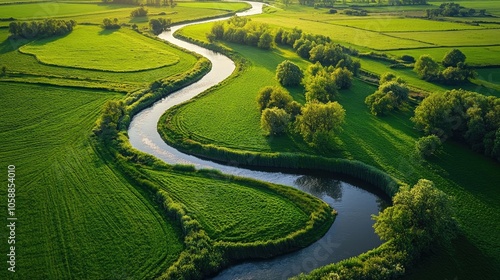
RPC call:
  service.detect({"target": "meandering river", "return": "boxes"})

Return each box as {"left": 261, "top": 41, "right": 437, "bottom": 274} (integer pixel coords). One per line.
{"left": 128, "top": 2, "right": 388, "bottom": 279}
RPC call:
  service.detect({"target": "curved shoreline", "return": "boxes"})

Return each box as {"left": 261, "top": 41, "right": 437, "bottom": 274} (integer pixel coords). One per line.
{"left": 127, "top": 2, "right": 392, "bottom": 279}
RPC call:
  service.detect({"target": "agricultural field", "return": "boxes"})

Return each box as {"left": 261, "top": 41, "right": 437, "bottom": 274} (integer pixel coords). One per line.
{"left": 0, "top": 83, "right": 184, "bottom": 279}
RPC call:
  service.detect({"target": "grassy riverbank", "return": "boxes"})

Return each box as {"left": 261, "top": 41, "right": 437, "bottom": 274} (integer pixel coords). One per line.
{"left": 161, "top": 13, "right": 500, "bottom": 278}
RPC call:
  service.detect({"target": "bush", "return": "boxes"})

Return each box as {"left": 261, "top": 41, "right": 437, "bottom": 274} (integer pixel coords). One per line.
{"left": 415, "top": 135, "right": 442, "bottom": 158}
{"left": 149, "top": 18, "right": 171, "bottom": 35}
{"left": 102, "top": 18, "right": 120, "bottom": 30}
{"left": 131, "top": 6, "right": 148, "bottom": 17}
{"left": 276, "top": 60, "right": 303, "bottom": 87}
{"left": 400, "top": 55, "right": 415, "bottom": 63}
{"left": 260, "top": 107, "right": 291, "bottom": 136}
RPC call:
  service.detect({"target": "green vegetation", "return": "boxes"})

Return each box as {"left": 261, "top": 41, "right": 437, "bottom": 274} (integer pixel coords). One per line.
{"left": 19, "top": 25, "right": 179, "bottom": 72}
{"left": 165, "top": 12, "right": 500, "bottom": 278}
{"left": 0, "top": 83, "right": 183, "bottom": 279}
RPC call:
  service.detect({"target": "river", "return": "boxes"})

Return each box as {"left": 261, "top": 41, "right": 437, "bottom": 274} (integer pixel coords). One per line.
{"left": 127, "top": 2, "right": 387, "bottom": 279}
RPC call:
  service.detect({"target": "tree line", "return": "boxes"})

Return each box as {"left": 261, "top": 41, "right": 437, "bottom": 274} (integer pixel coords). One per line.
{"left": 427, "top": 2, "right": 487, "bottom": 18}
{"left": 414, "top": 49, "right": 475, "bottom": 85}
{"left": 412, "top": 89, "right": 500, "bottom": 161}
{"left": 9, "top": 19, "right": 76, "bottom": 39}
{"left": 208, "top": 17, "right": 273, "bottom": 50}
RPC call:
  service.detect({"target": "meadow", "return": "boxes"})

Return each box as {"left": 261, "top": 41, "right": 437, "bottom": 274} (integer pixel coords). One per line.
{"left": 164, "top": 9, "right": 500, "bottom": 278}
{"left": 20, "top": 25, "right": 180, "bottom": 72}
{"left": 0, "top": 83, "right": 184, "bottom": 279}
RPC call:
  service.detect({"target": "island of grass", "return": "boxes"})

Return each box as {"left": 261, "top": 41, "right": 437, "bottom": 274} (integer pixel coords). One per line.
{"left": 159, "top": 6, "right": 500, "bottom": 279}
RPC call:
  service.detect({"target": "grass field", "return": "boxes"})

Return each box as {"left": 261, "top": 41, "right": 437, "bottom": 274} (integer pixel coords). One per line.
{"left": 388, "top": 46, "right": 500, "bottom": 66}
{"left": 146, "top": 170, "right": 310, "bottom": 242}
{"left": 0, "top": 83, "right": 184, "bottom": 279}
{"left": 166, "top": 20, "right": 500, "bottom": 278}
{"left": 0, "top": 1, "right": 250, "bottom": 28}
{"left": 20, "top": 25, "right": 179, "bottom": 72}
{"left": 392, "top": 28, "right": 500, "bottom": 47}
{"left": 0, "top": 27, "right": 198, "bottom": 90}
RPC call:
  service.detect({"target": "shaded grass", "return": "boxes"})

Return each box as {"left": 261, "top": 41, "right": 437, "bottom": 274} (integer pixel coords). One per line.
{"left": 20, "top": 25, "right": 179, "bottom": 72}
{"left": 0, "top": 82, "right": 183, "bottom": 279}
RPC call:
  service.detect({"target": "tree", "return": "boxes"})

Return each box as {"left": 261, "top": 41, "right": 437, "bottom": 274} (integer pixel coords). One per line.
{"left": 276, "top": 60, "right": 303, "bottom": 87}
{"left": 1, "top": 66, "right": 6, "bottom": 76}
{"left": 260, "top": 107, "right": 290, "bottom": 136}
{"left": 93, "top": 100, "right": 125, "bottom": 141}
{"left": 102, "top": 18, "right": 120, "bottom": 30}
{"left": 442, "top": 49, "right": 466, "bottom": 68}
{"left": 373, "top": 179, "right": 457, "bottom": 257}
{"left": 256, "top": 86, "right": 293, "bottom": 111}
{"left": 257, "top": 31, "right": 273, "bottom": 50}
{"left": 331, "top": 67, "right": 353, "bottom": 90}
{"left": 415, "top": 135, "right": 442, "bottom": 158}
{"left": 131, "top": 6, "right": 148, "bottom": 17}
{"left": 414, "top": 55, "right": 440, "bottom": 81}
{"left": 411, "top": 92, "right": 453, "bottom": 136}
{"left": 149, "top": 18, "right": 171, "bottom": 35}
{"left": 295, "top": 101, "right": 345, "bottom": 145}
{"left": 379, "top": 72, "right": 405, "bottom": 85}
{"left": 365, "top": 78, "right": 409, "bottom": 116}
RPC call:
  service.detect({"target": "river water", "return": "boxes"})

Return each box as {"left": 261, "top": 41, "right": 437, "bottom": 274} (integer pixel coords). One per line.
{"left": 127, "top": 2, "right": 387, "bottom": 279}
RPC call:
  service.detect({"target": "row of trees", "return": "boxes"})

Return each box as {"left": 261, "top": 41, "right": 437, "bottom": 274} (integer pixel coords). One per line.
{"left": 275, "top": 28, "right": 360, "bottom": 75}
{"left": 427, "top": 2, "right": 486, "bottom": 18}
{"left": 414, "top": 49, "right": 475, "bottom": 85}
{"left": 102, "top": 0, "right": 175, "bottom": 6}
{"left": 412, "top": 89, "right": 500, "bottom": 161}
{"left": 208, "top": 17, "right": 273, "bottom": 50}
{"left": 9, "top": 19, "right": 76, "bottom": 39}
{"left": 102, "top": 18, "right": 121, "bottom": 30}
{"left": 365, "top": 73, "right": 409, "bottom": 116}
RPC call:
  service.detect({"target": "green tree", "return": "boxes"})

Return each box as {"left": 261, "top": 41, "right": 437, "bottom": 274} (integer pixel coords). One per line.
{"left": 256, "top": 86, "right": 293, "bottom": 111}
{"left": 131, "top": 6, "right": 148, "bottom": 17}
{"left": 260, "top": 107, "right": 290, "bottom": 136}
{"left": 379, "top": 72, "right": 405, "bottom": 85}
{"left": 295, "top": 101, "right": 345, "bottom": 145}
{"left": 415, "top": 135, "right": 442, "bottom": 158}
{"left": 411, "top": 92, "right": 453, "bottom": 136}
{"left": 149, "top": 18, "right": 171, "bottom": 35}
{"left": 331, "top": 67, "right": 353, "bottom": 90}
{"left": 258, "top": 31, "right": 273, "bottom": 50}
{"left": 442, "top": 48, "right": 466, "bottom": 68}
{"left": 373, "top": 179, "right": 457, "bottom": 257}
{"left": 414, "top": 54, "right": 440, "bottom": 81}
{"left": 276, "top": 60, "right": 303, "bottom": 87}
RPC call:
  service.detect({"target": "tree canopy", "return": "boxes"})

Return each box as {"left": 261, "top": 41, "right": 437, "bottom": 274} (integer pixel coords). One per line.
{"left": 414, "top": 55, "right": 440, "bottom": 81}
{"left": 295, "top": 101, "right": 345, "bottom": 146}
{"left": 276, "top": 60, "right": 303, "bottom": 87}
{"left": 373, "top": 179, "right": 457, "bottom": 257}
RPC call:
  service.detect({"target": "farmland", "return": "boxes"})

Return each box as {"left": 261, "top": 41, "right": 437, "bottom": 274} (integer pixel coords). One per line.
{"left": 1, "top": 0, "right": 500, "bottom": 279}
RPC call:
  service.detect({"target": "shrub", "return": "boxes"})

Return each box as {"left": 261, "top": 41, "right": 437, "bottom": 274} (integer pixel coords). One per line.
{"left": 400, "top": 55, "right": 415, "bottom": 63}
{"left": 131, "top": 6, "right": 148, "bottom": 17}
{"left": 260, "top": 107, "right": 291, "bottom": 136}
{"left": 149, "top": 18, "right": 171, "bottom": 35}
{"left": 415, "top": 135, "right": 442, "bottom": 158}
{"left": 102, "top": 18, "right": 120, "bottom": 30}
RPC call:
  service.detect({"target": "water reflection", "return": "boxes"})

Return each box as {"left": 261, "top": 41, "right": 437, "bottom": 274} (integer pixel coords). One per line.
{"left": 295, "top": 176, "right": 343, "bottom": 201}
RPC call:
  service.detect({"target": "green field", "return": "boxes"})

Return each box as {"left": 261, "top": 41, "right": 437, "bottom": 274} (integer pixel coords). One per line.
{"left": 0, "top": 1, "right": 249, "bottom": 28}
{"left": 165, "top": 18, "right": 500, "bottom": 278}
{"left": 20, "top": 25, "right": 179, "bottom": 72}
{"left": 0, "top": 83, "right": 184, "bottom": 279}
{"left": 0, "top": 28, "right": 198, "bottom": 91}
{"left": 146, "top": 170, "right": 310, "bottom": 242}
{"left": 388, "top": 46, "right": 500, "bottom": 66}
{"left": 392, "top": 28, "right": 500, "bottom": 47}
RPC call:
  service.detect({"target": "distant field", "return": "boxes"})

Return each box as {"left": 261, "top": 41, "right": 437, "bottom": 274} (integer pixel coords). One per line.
{"left": 388, "top": 46, "right": 500, "bottom": 66}
{"left": 0, "top": 83, "right": 183, "bottom": 279}
{"left": 431, "top": 0, "right": 500, "bottom": 16}
{"left": 252, "top": 14, "right": 434, "bottom": 50}
{"left": 392, "top": 28, "right": 500, "bottom": 47}
{"left": 0, "top": 2, "right": 249, "bottom": 29}
{"left": 327, "top": 17, "right": 487, "bottom": 32}
{"left": 147, "top": 170, "right": 310, "bottom": 242}
{"left": 20, "top": 25, "right": 179, "bottom": 72}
